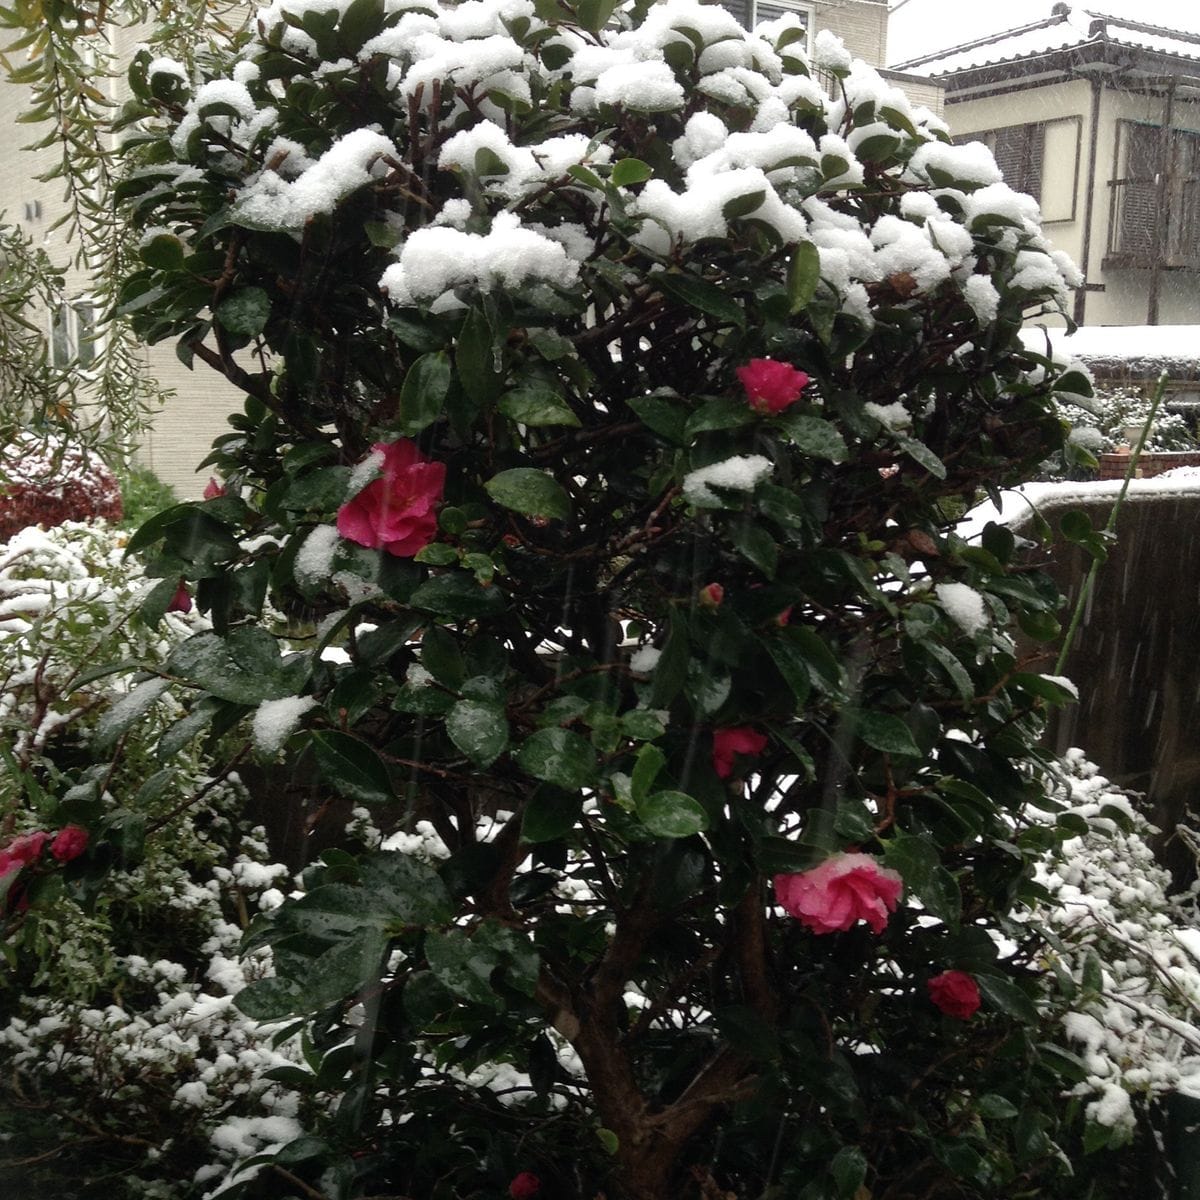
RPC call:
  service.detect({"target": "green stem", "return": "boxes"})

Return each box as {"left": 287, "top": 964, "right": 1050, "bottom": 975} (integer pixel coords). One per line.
{"left": 1053, "top": 372, "right": 1168, "bottom": 675}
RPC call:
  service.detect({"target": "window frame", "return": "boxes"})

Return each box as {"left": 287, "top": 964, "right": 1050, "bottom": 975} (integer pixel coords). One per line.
{"left": 48, "top": 298, "right": 100, "bottom": 371}
{"left": 957, "top": 116, "right": 1082, "bottom": 225}
{"left": 749, "top": 0, "right": 814, "bottom": 52}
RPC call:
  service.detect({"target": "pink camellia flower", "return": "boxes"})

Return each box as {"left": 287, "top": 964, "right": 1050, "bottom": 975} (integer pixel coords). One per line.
{"left": 736, "top": 358, "right": 810, "bottom": 415}
{"left": 203, "top": 477, "right": 226, "bottom": 500}
{"left": 50, "top": 825, "right": 89, "bottom": 864}
{"left": 773, "top": 853, "right": 903, "bottom": 935}
{"left": 166, "top": 580, "right": 192, "bottom": 614}
{"left": 509, "top": 1172, "right": 541, "bottom": 1199}
{"left": 337, "top": 440, "right": 446, "bottom": 558}
{"left": 712, "top": 726, "right": 769, "bottom": 779}
{"left": 0, "top": 831, "right": 48, "bottom": 880}
{"left": 699, "top": 582, "right": 724, "bottom": 608}
{"left": 927, "top": 970, "right": 982, "bottom": 1020}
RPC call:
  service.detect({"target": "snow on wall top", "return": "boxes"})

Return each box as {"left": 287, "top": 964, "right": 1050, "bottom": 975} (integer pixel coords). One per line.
{"left": 896, "top": 8, "right": 1200, "bottom": 76}
{"left": 1018, "top": 325, "right": 1200, "bottom": 373}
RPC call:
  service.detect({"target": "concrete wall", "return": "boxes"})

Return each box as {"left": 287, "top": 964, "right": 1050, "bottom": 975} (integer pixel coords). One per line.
{"left": 0, "top": 40, "right": 245, "bottom": 500}
{"left": 814, "top": 0, "right": 887, "bottom": 66}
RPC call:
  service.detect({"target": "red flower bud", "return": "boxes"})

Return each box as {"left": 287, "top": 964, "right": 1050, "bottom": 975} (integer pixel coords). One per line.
{"left": 699, "top": 582, "right": 724, "bottom": 608}
{"left": 50, "top": 825, "right": 89, "bottom": 863}
{"left": 736, "top": 358, "right": 809, "bottom": 415}
{"left": 203, "top": 477, "right": 226, "bottom": 500}
{"left": 927, "top": 970, "right": 981, "bottom": 1019}
{"left": 166, "top": 580, "right": 192, "bottom": 614}
{"left": 712, "top": 726, "right": 768, "bottom": 779}
{"left": 509, "top": 1172, "right": 541, "bottom": 1199}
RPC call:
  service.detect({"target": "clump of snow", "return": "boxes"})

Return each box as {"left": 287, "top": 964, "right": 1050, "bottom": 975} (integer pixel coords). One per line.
{"left": 251, "top": 696, "right": 318, "bottom": 757}
{"left": 811, "top": 29, "right": 851, "bottom": 73}
{"left": 234, "top": 129, "right": 395, "bottom": 230}
{"left": 629, "top": 645, "right": 661, "bottom": 674}
{"left": 381, "top": 211, "right": 580, "bottom": 305}
{"left": 904, "top": 140, "right": 1002, "bottom": 189}
{"left": 682, "top": 455, "right": 773, "bottom": 506}
{"left": 864, "top": 400, "right": 911, "bottom": 431}
{"left": 963, "top": 274, "right": 1000, "bottom": 323}
{"left": 934, "top": 581, "right": 988, "bottom": 635}
{"left": 595, "top": 60, "right": 685, "bottom": 112}
{"left": 294, "top": 524, "right": 341, "bottom": 586}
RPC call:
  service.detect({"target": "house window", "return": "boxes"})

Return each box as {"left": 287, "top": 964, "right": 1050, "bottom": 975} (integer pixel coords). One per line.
{"left": 49, "top": 300, "right": 97, "bottom": 369}
{"left": 723, "top": 0, "right": 813, "bottom": 51}
{"left": 1108, "top": 121, "right": 1200, "bottom": 268}
{"left": 958, "top": 117, "right": 1081, "bottom": 223}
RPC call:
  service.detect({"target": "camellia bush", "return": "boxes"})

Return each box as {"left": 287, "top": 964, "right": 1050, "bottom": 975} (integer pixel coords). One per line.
{"left": 46, "top": 0, "right": 1160, "bottom": 1195}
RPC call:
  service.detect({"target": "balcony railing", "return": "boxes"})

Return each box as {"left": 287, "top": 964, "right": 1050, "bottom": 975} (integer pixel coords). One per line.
{"left": 1105, "top": 176, "right": 1200, "bottom": 270}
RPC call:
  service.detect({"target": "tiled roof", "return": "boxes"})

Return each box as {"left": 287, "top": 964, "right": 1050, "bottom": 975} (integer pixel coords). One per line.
{"left": 895, "top": 8, "right": 1200, "bottom": 75}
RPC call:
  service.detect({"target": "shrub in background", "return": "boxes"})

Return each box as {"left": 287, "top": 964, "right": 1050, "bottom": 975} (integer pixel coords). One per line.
{"left": 10, "top": 0, "right": 1161, "bottom": 1195}
{"left": 0, "top": 431, "right": 123, "bottom": 541}
{"left": 1056, "top": 383, "right": 1197, "bottom": 462}
{"left": 0, "top": 520, "right": 315, "bottom": 1198}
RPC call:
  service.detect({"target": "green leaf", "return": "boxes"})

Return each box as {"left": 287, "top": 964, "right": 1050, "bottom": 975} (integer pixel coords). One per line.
{"left": 639, "top": 790, "right": 708, "bottom": 838}
{"left": 485, "top": 468, "right": 571, "bottom": 520}
{"left": 235, "top": 976, "right": 307, "bottom": 1021}
{"left": 610, "top": 157, "right": 653, "bottom": 186}
{"left": 788, "top": 240, "right": 822, "bottom": 314}
{"left": 521, "top": 786, "right": 583, "bottom": 842}
{"left": 566, "top": 163, "right": 604, "bottom": 190}
{"left": 775, "top": 413, "right": 847, "bottom": 462}
{"left": 731, "top": 521, "right": 777, "bottom": 579}
{"left": 898, "top": 436, "right": 947, "bottom": 479}
{"left": 421, "top": 626, "right": 465, "bottom": 688}
{"left": 359, "top": 851, "right": 453, "bottom": 926}
{"left": 922, "top": 642, "right": 975, "bottom": 701}
{"left": 779, "top": 626, "right": 843, "bottom": 696}
{"left": 446, "top": 699, "right": 509, "bottom": 767}
{"left": 762, "top": 634, "right": 811, "bottom": 708}
{"left": 311, "top": 730, "right": 394, "bottom": 805}
{"left": 655, "top": 272, "right": 746, "bottom": 329}
{"left": 410, "top": 571, "right": 505, "bottom": 619}
{"left": 596, "top": 1128, "right": 620, "bottom": 1155}
{"left": 628, "top": 394, "right": 688, "bottom": 444}
{"left": 721, "top": 189, "right": 765, "bottom": 219}
{"left": 456, "top": 307, "right": 504, "bottom": 406}
{"left": 338, "top": 0, "right": 386, "bottom": 47}
{"left": 94, "top": 678, "right": 170, "bottom": 752}
{"left": 833, "top": 796, "right": 875, "bottom": 841}
{"left": 215, "top": 287, "right": 271, "bottom": 337}
{"left": 976, "top": 973, "right": 1039, "bottom": 1023}
{"left": 140, "top": 232, "right": 185, "bottom": 270}
{"left": 978, "top": 1094, "right": 1020, "bottom": 1120}
{"left": 497, "top": 386, "right": 581, "bottom": 427}
{"left": 850, "top": 709, "right": 922, "bottom": 757}
{"left": 829, "top": 1146, "right": 868, "bottom": 1198}
{"left": 631, "top": 742, "right": 666, "bottom": 805}
{"left": 167, "top": 631, "right": 300, "bottom": 705}
{"left": 683, "top": 396, "right": 753, "bottom": 439}
{"left": 302, "top": 927, "right": 389, "bottom": 1010}
{"left": 883, "top": 833, "right": 959, "bottom": 926}
{"left": 854, "top": 132, "right": 901, "bottom": 163}
{"left": 648, "top": 615, "right": 689, "bottom": 707}
{"left": 425, "top": 929, "right": 501, "bottom": 1009}
{"left": 397, "top": 351, "right": 451, "bottom": 435}
{"left": 516, "top": 727, "right": 597, "bottom": 790}
{"left": 576, "top": 0, "right": 618, "bottom": 32}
